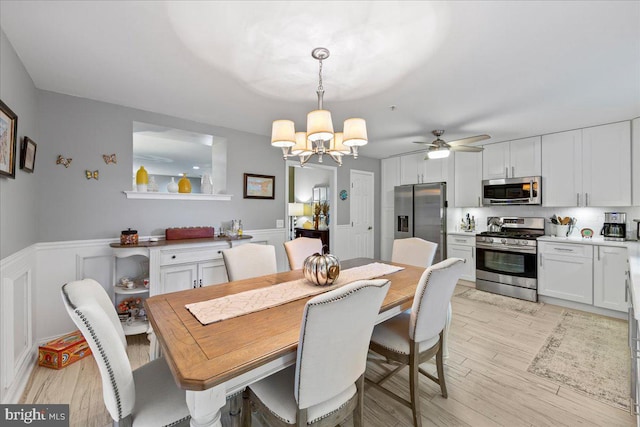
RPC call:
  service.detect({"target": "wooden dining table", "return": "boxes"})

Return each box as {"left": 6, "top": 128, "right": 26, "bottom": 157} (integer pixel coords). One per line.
{"left": 144, "top": 258, "right": 428, "bottom": 427}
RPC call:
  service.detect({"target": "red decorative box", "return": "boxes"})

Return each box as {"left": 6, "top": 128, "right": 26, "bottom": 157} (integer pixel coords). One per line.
{"left": 38, "top": 330, "right": 92, "bottom": 369}
{"left": 166, "top": 226, "right": 215, "bottom": 240}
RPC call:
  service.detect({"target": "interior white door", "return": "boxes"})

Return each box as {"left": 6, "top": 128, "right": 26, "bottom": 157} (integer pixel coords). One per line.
{"left": 350, "top": 170, "right": 375, "bottom": 259}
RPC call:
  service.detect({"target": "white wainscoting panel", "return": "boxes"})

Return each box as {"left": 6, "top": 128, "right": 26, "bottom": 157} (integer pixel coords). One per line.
{"left": 1, "top": 245, "right": 35, "bottom": 404}
{"left": 333, "top": 224, "right": 352, "bottom": 262}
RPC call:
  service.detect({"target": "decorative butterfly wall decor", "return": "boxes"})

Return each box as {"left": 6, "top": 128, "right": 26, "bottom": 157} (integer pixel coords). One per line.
{"left": 56, "top": 155, "right": 72, "bottom": 168}
{"left": 103, "top": 154, "right": 117, "bottom": 164}
{"left": 85, "top": 170, "right": 99, "bottom": 180}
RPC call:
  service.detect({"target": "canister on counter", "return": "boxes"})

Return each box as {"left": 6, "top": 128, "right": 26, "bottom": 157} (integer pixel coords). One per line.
{"left": 120, "top": 228, "right": 138, "bottom": 245}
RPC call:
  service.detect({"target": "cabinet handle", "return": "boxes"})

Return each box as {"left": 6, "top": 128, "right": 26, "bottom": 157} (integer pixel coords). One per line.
{"left": 555, "top": 247, "right": 574, "bottom": 252}
{"left": 585, "top": 193, "right": 589, "bottom": 206}
{"left": 193, "top": 280, "right": 197, "bottom": 289}
{"left": 626, "top": 278, "right": 629, "bottom": 303}
{"left": 477, "top": 196, "right": 481, "bottom": 207}
{"left": 576, "top": 193, "right": 580, "bottom": 207}
{"left": 455, "top": 239, "right": 466, "bottom": 243}
{"left": 512, "top": 166, "right": 515, "bottom": 178}
{"left": 218, "top": 250, "right": 222, "bottom": 254}
{"left": 597, "top": 246, "right": 600, "bottom": 261}
{"left": 172, "top": 255, "right": 177, "bottom": 259}
{"left": 199, "top": 279, "right": 203, "bottom": 288}
{"left": 505, "top": 167, "right": 508, "bottom": 178}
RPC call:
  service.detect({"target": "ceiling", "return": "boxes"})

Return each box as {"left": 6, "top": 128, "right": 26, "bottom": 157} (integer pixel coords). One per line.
{"left": 1, "top": 1, "right": 639, "bottom": 159}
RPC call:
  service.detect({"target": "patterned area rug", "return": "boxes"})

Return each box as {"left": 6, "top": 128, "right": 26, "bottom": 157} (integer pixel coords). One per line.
{"left": 528, "top": 310, "right": 629, "bottom": 410}
{"left": 455, "top": 288, "right": 543, "bottom": 315}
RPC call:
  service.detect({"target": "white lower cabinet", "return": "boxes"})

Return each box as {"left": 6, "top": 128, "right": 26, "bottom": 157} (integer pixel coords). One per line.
{"left": 538, "top": 241, "right": 627, "bottom": 312}
{"left": 593, "top": 246, "right": 628, "bottom": 311}
{"left": 159, "top": 249, "right": 227, "bottom": 293}
{"left": 447, "top": 234, "right": 475, "bottom": 281}
{"left": 538, "top": 242, "right": 593, "bottom": 304}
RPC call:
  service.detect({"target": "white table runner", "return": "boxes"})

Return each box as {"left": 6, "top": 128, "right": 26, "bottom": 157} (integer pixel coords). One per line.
{"left": 186, "top": 262, "right": 404, "bottom": 325}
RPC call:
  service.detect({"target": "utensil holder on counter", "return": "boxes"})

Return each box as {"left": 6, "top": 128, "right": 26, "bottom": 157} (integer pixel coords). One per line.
{"left": 554, "top": 224, "right": 569, "bottom": 237}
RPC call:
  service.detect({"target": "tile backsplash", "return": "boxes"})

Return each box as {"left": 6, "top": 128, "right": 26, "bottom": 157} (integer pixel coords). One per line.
{"left": 450, "top": 206, "right": 640, "bottom": 240}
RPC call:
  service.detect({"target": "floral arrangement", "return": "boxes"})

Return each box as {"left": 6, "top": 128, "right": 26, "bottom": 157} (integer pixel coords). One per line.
{"left": 117, "top": 297, "right": 143, "bottom": 314}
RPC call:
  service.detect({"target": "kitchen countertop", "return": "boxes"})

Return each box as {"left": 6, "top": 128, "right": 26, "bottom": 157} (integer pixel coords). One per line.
{"left": 537, "top": 235, "right": 635, "bottom": 247}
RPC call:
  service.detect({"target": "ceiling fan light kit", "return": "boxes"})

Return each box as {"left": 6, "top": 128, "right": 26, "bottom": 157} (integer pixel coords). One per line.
{"left": 271, "top": 48, "right": 367, "bottom": 166}
{"left": 416, "top": 130, "right": 489, "bottom": 160}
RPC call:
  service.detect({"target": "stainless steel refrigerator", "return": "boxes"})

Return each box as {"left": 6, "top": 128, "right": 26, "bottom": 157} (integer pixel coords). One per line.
{"left": 394, "top": 183, "right": 447, "bottom": 263}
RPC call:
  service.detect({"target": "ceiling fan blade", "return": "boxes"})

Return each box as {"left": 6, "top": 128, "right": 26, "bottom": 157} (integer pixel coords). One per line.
{"left": 451, "top": 145, "right": 484, "bottom": 152}
{"left": 447, "top": 134, "right": 490, "bottom": 146}
{"left": 412, "top": 141, "right": 436, "bottom": 146}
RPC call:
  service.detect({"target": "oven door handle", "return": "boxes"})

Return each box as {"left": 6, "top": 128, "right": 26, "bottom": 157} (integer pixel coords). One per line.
{"left": 476, "top": 244, "right": 537, "bottom": 254}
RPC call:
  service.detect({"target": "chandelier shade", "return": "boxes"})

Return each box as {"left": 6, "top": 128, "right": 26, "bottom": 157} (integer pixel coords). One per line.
{"left": 271, "top": 120, "right": 296, "bottom": 147}
{"left": 291, "top": 131, "right": 312, "bottom": 156}
{"left": 307, "top": 110, "right": 334, "bottom": 142}
{"left": 342, "top": 118, "right": 368, "bottom": 147}
{"left": 271, "top": 48, "right": 367, "bottom": 166}
{"left": 331, "top": 132, "right": 350, "bottom": 154}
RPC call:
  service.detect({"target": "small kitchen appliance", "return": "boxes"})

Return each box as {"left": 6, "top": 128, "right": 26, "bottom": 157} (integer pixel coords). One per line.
{"left": 475, "top": 217, "right": 545, "bottom": 302}
{"left": 601, "top": 212, "right": 626, "bottom": 241}
{"left": 482, "top": 176, "right": 541, "bottom": 205}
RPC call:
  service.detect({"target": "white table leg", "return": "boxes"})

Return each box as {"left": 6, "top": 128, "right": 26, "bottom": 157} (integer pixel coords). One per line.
{"left": 147, "top": 327, "right": 161, "bottom": 361}
{"left": 442, "top": 302, "right": 452, "bottom": 359}
{"left": 187, "top": 386, "right": 226, "bottom": 427}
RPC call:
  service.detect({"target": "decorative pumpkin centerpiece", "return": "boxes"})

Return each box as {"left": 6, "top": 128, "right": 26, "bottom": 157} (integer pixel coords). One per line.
{"left": 303, "top": 246, "right": 340, "bottom": 286}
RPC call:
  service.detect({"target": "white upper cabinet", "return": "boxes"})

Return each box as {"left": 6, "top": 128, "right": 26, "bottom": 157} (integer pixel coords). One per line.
{"left": 454, "top": 152, "right": 482, "bottom": 207}
{"left": 482, "top": 137, "right": 541, "bottom": 180}
{"left": 482, "top": 142, "right": 510, "bottom": 179}
{"left": 400, "top": 152, "right": 423, "bottom": 185}
{"left": 633, "top": 118, "right": 640, "bottom": 205}
{"left": 400, "top": 152, "right": 448, "bottom": 184}
{"left": 541, "top": 129, "right": 582, "bottom": 207}
{"left": 509, "top": 137, "right": 542, "bottom": 178}
{"left": 542, "top": 121, "right": 631, "bottom": 207}
{"left": 582, "top": 121, "right": 631, "bottom": 206}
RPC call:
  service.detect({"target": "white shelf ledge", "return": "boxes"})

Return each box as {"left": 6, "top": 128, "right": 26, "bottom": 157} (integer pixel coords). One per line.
{"left": 123, "top": 191, "right": 232, "bottom": 201}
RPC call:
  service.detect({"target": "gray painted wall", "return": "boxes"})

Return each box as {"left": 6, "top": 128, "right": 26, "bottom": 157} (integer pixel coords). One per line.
{"left": 0, "top": 30, "right": 39, "bottom": 258}
{"left": 33, "top": 91, "right": 381, "bottom": 256}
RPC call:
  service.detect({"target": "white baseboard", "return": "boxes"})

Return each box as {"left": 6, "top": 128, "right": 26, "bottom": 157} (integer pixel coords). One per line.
{"left": 538, "top": 295, "right": 627, "bottom": 320}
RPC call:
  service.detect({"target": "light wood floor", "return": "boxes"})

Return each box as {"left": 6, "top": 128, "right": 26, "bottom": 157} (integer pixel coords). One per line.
{"left": 21, "top": 283, "right": 635, "bottom": 426}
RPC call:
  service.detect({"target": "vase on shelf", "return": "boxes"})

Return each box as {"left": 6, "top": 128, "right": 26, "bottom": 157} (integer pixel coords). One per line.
{"left": 167, "top": 177, "right": 178, "bottom": 193}
{"left": 178, "top": 174, "right": 192, "bottom": 193}
{"left": 136, "top": 166, "right": 148, "bottom": 192}
{"left": 201, "top": 173, "right": 214, "bottom": 194}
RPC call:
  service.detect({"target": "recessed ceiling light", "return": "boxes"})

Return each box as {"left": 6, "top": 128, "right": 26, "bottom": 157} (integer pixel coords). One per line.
{"left": 193, "top": 166, "right": 200, "bottom": 170}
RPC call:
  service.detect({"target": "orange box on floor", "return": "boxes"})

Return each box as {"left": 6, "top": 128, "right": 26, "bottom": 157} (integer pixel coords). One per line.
{"left": 38, "top": 330, "right": 92, "bottom": 369}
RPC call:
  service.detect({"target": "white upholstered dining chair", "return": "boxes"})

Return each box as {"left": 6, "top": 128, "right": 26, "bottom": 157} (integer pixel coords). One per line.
{"left": 244, "top": 279, "right": 391, "bottom": 427}
{"left": 367, "top": 258, "right": 465, "bottom": 427}
{"left": 391, "top": 237, "right": 438, "bottom": 268}
{"left": 61, "top": 279, "right": 190, "bottom": 427}
{"left": 283, "top": 237, "right": 323, "bottom": 270}
{"left": 221, "top": 243, "right": 278, "bottom": 281}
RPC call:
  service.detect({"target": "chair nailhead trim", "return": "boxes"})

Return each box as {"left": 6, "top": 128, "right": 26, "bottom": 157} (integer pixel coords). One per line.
{"left": 164, "top": 415, "right": 191, "bottom": 426}
{"left": 75, "top": 309, "right": 124, "bottom": 421}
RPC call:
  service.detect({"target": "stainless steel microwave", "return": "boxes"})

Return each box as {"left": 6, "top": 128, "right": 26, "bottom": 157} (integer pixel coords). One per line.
{"left": 482, "top": 176, "right": 541, "bottom": 205}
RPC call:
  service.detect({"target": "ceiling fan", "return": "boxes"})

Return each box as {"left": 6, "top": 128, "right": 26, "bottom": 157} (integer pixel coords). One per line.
{"left": 413, "top": 130, "right": 490, "bottom": 159}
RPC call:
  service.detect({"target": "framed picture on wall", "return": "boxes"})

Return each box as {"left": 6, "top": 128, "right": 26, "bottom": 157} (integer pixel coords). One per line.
{"left": 243, "top": 173, "right": 275, "bottom": 199}
{"left": 0, "top": 99, "right": 18, "bottom": 179}
{"left": 20, "top": 136, "right": 37, "bottom": 173}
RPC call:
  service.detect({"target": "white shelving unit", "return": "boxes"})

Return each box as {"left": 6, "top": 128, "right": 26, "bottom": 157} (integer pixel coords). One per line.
{"left": 113, "top": 247, "right": 150, "bottom": 335}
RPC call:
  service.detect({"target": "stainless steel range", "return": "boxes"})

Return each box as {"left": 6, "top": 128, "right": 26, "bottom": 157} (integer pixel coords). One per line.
{"left": 475, "top": 217, "right": 545, "bottom": 302}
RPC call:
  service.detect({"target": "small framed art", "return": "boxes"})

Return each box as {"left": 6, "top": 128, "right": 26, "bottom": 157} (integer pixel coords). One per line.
{"left": 20, "top": 137, "right": 37, "bottom": 173}
{"left": 243, "top": 173, "right": 275, "bottom": 199}
{"left": 0, "top": 99, "right": 18, "bottom": 179}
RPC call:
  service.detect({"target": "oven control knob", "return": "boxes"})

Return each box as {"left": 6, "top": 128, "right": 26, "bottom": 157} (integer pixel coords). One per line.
{"left": 501, "top": 238, "right": 507, "bottom": 244}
